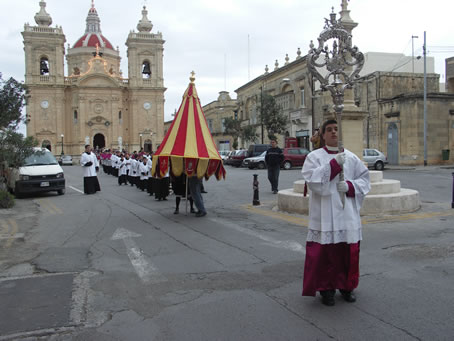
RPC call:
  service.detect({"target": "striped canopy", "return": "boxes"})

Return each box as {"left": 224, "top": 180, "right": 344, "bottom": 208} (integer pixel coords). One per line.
{"left": 151, "top": 74, "right": 226, "bottom": 180}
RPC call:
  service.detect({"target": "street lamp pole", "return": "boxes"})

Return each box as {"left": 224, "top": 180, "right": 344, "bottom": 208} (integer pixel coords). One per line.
{"left": 260, "top": 86, "right": 264, "bottom": 144}
{"left": 423, "top": 31, "right": 427, "bottom": 166}
{"left": 60, "top": 134, "right": 64, "bottom": 155}
{"left": 139, "top": 134, "right": 143, "bottom": 151}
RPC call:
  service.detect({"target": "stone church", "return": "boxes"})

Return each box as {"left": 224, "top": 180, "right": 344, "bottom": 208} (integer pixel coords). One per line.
{"left": 22, "top": 1, "right": 165, "bottom": 156}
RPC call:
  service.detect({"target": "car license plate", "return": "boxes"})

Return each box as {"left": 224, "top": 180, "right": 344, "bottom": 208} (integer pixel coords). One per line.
{"left": 40, "top": 182, "right": 50, "bottom": 187}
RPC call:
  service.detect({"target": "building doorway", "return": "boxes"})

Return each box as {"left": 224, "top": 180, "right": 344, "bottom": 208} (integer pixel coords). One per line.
{"left": 387, "top": 122, "right": 399, "bottom": 165}
{"left": 93, "top": 133, "right": 105, "bottom": 151}
{"left": 144, "top": 139, "right": 152, "bottom": 153}
{"left": 42, "top": 140, "right": 51, "bottom": 151}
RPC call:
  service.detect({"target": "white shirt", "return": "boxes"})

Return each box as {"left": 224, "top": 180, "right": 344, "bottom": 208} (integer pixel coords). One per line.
{"left": 119, "top": 159, "right": 128, "bottom": 176}
{"left": 301, "top": 147, "right": 370, "bottom": 244}
{"left": 80, "top": 151, "right": 98, "bottom": 177}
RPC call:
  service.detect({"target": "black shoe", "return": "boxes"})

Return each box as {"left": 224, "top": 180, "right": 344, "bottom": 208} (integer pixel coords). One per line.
{"left": 201, "top": 190, "right": 207, "bottom": 193}
{"left": 320, "top": 290, "right": 335, "bottom": 306}
{"left": 273, "top": 190, "right": 278, "bottom": 194}
{"left": 195, "top": 211, "right": 207, "bottom": 217}
{"left": 340, "top": 290, "right": 356, "bottom": 303}
{"left": 174, "top": 209, "right": 179, "bottom": 214}
{"left": 190, "top": 208, "right": 196, "bottom": 214}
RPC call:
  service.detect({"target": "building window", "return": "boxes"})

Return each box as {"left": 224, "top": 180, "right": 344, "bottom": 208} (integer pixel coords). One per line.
{"left": 73, "top": 110, "right": 78, "bottom": 123}
{"left": 221, "top": 118, "right": 226, "bottom": 133}
{"left": 40, "top": 57, "right": 50, "bottom": 75}
{"left": 208, "top": 119, "right": 213, "bottom": 132}
{"left": 119, "top": 110, "right": 122, "bottom": 125}
{"left": 300, "top": 88, "right": 305, "bottom": 108}
{"left": 142, "top": 60, "right": 151, "bottom": 78}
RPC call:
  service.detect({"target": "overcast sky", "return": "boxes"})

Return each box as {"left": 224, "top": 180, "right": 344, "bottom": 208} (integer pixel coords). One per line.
{"left": 1, "top": 0, "right": 453, "bottom": 129}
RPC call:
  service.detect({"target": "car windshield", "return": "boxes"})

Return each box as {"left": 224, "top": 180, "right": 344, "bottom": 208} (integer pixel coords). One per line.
{"left": 24, "top": 151, "right": 58, "bottom": 166}
{"left": 259, "top": 151, "right": 267, "bottom": 157}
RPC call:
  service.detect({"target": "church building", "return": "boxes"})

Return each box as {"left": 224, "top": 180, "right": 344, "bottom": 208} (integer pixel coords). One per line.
{"left": 22, "top": 1, "right": 165, "bottom": 156}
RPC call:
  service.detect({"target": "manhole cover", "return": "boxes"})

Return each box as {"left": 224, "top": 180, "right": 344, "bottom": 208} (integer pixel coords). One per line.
{"left": 0, "top": 273, "right": 74, "bottom": 336}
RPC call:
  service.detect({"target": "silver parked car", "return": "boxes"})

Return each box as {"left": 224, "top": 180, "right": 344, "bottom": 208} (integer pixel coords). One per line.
{"left": 363, "top": 149, "right": 387, "bottom": 170}
{"left": 242, "top": 151, "right": 267, "bottom": 169}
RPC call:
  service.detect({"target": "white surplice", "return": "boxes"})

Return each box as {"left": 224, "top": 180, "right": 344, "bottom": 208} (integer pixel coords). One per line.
{"left": 80, "top": 151, "right": 98, "bottom": 177}
{"left": 301, "top": 148, "right": 370, "bottom": 244}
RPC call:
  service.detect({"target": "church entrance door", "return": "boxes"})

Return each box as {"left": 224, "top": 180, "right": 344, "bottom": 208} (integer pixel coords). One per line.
{"left": 93, "top": 133, "right": 105, "bottom": 151}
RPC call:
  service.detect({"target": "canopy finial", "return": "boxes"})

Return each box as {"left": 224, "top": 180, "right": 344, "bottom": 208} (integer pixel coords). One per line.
{"left": 190, "top": 71, "right": 196, "bottom": 83}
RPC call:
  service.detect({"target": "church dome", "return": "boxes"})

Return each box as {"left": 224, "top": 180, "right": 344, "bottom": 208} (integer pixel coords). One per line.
{"left": 72, "top": 1, "right": 114, "bottom": 50}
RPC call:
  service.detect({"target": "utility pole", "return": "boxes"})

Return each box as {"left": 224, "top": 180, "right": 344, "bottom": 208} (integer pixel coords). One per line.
{"left": 423, "top": 31, "right": 427, "bottom": 166}
{"left": 411, "top": 35, "right": 419, "bottom": 74}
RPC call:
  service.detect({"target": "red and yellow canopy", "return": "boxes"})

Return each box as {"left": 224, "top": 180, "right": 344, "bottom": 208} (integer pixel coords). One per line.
{"left": 152, "top": 73, "right": 226, "bottom": 180}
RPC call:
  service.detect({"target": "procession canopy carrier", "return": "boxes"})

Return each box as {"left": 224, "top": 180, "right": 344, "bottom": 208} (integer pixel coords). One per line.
{"left": 152, "top": 72, "right": 226, "bottom": 180}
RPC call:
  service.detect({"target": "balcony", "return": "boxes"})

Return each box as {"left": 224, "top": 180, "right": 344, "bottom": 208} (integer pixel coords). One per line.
{"left": 290, "top": 109, "right": 309, "bottom": 124}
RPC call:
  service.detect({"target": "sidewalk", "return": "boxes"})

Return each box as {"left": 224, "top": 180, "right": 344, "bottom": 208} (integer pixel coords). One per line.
{"left": 385, "top": 163, "right": 454, "bottom": 171}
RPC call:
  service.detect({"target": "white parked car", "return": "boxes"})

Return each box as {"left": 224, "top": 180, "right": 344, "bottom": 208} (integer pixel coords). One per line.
{"left": 4, "top": 148, "right": 66, "bottom": 197}
{"left": 59, "top": 155, "right": 73, "bottom": 166}
{"left": 242, "top": 151, "right": 267, "bottom": 169}
{"left": 218, "top": 150, "right": 230, "bottom": 162}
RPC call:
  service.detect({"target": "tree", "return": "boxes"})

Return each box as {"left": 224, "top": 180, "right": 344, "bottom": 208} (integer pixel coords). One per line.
{"left": 241, "top": 125, "right": 259, "bottom": 144}
{"left": 0, "top": 73, "right": 38, "bottom": 172}
{"left": 258, "top": 93, "right": 288, "bottom": 140}
{"left": 223, "top": 117, "right": 242, "bottom": 150}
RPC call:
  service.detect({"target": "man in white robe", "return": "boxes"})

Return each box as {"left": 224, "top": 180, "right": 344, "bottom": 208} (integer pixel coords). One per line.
{"left": 301, "top": 119, "right": 370, "bottom": 306}
{"left": 80, "top": 144, "right": 101, "bottom": 194}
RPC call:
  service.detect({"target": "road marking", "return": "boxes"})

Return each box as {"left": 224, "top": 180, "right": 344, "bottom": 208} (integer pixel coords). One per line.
{"left": 69, "top": 186, "right": 84, "bottom": 194}
{"left": 47, "top": 200, "right": 63, "bottom": 214}
{"left": 111, "top": 228, "right": 166, "bottom": 284}
{"left": 244, "top": 204, "right": 309, "bottom": 227}
{"left": 35, "top": 199, "right": 58, "bottom": 215}
{"left": 244, "top": 203, "right": 454, "bottom": 226}
{"left": 216, "top": 218, "right": 305, "bottom": 254}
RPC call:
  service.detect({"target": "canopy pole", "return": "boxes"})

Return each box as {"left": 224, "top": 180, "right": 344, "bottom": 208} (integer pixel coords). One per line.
{"left": 185, "top": 175, "right": 188, "bottom": 215}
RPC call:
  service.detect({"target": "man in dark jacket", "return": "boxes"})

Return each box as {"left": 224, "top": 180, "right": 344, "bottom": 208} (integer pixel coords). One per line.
{"left": 265, "top": 138, "right": 284, "bottom": 194}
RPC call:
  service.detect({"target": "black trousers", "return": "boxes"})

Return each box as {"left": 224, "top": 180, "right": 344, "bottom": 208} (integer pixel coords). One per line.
{"left": 267, "top": 165, "right": 280, "bottom": 192}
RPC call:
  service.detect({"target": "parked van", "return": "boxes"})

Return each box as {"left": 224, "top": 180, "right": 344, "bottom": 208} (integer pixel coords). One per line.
{"left": 247, "top": 144, "right": 270, "bottom": 158}
{"left": 4, "top": 148, "right": 65, "bottom": 197}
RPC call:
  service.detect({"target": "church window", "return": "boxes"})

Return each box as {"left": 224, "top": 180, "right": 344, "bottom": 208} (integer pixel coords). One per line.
{"left": 40, "top": 57, "right": 50, "bottom": 75}
{"left": 74, "top": 110, "right": 78, "bottom": 123}
{"left": 142, "top": 60, "right": 151, "bottom": 78}
{"left": 119, "top": 110, "right": 122, "bottom": 125}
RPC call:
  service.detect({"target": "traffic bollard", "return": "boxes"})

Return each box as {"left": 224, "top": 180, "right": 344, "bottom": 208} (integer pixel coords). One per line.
{"left": 452, "top": 172, "right": 454, "bottom": 209}
{"left": 253, "top": 174, "right": 260, "bottom": 206}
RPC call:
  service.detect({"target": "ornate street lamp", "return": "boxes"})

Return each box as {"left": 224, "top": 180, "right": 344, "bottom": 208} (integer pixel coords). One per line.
{"left": 60, "top": 134, "right": 64, "bottom": 155}
{"left": 307, "top": 7, "right": 364, "bottom": 205}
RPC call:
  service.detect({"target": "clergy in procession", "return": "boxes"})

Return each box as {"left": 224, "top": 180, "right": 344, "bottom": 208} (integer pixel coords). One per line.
{"left": 80, "top": 144, "right": 101, "bottom": 194}
{"left": 110, "top": 151, "right": 118, "bottom": 177}
{"left": 146, "top": 156, "right": 154, "bottom": 196}
{"left": 138, "top": 156, "right": 149, "bottom": 191}
{"left": 125, "top": 154, "right": 132, "bottom": 185}
{"left": 301, "top": 119, "right": 370, "bottom": 306}
{"left": 130, "top": 155, "right": 140, "bottom": 187}
{"left": 118, "top": 154, "right": 128, "bottom": 185}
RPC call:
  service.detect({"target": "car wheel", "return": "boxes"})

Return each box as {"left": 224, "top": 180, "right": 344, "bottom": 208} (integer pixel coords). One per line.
{"left": 283, "top": 161, "right": 292, "bottom": 170}
{"left": 375, "top": 161, "right": 384, "bottom": 170}
{"left": 257, "top": 162, "right": 266, "bottom": 169}
{"left": 57, "top": 188, "right": 65, "bottom": 195}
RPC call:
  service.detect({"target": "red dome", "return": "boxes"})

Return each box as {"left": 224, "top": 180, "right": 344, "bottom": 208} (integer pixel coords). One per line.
{"left": 73, "top": 33, "right": 113, "bottom": 49}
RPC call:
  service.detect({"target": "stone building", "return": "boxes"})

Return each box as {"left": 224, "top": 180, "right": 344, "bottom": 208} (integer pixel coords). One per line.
{"left": 235, "top": 51, "right": 312, "bottom": 150}
{"left": 447, "top": 56, "right": 454, "bottom": 93}
{"left": 23, "top": 1, "right": 165, "bottom": 156}
{"left": 203, "top": 91, "right": 238, "bottom": 151}
{"left": 355, "top": 71, "right": 454, "bottom": 164}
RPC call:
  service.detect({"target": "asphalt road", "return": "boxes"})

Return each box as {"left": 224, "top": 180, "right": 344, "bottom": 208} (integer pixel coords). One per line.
{"left": 0, "top": 164, "right": 453, "bottom": 340}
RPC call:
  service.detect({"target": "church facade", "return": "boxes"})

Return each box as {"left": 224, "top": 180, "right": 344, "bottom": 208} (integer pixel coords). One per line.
{"left": 22, "top": 1, "right": 165, "bottom": 156}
